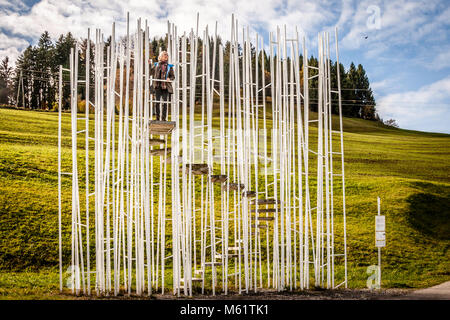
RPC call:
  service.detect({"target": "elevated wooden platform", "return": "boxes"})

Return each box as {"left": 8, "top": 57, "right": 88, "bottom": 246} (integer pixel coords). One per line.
{"left": 149, "top": 120, "right": 176, "bottom": 135}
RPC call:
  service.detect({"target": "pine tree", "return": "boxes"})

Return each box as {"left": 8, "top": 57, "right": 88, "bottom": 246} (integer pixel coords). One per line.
{"left": 223, "top": 41, "right": 231, "bottom": 97}
{"left": 54, "top": 33, "right": 76, "bottom": 68}
{"left": 0, "top": 57, "right": 13, "bottom": 104}
{"left": 308, "top": 56, "right": 319, "bottom": 112}
{"left": 14, "top": 45, "right": 37, "bottom": 109}
{"left": 35, "top": 31, "right": 55, "bottom": 109}
{"left": 150, "top": 38, "right": 159, "bottom": 61}
{"left": 344, "top": 62, "right": 358, "bottom": 117}
{"left": 79, "top": 38, "right": 95, "bottom": 101}
{"left": 355, "top": 64, "right": 376, "bottom": 120}
{"left": 54, "top": 33, "right": 76, "bottom": 109}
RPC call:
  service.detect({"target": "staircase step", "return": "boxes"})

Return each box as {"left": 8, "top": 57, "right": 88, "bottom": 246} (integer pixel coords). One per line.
{"left": 181, "top": 163, "right": 209, "bottom": 175}
{"left": 149, "top": 120, "right": 176, "bottom": 135}
{"left": 255, "top": 216, "right": 275, "bottom": 221}
{"left": 242, "top": 190, "right": 257, "bottom": 197}
{"left": 251, "top": 199, "right": 278, "bottom": 205}
{"left": 211, "top": 174, "right": 228, "bottom": 183}
{"left": 251, "top": 208, "right": 277, "bottom": 213}
{"left": 223, "top": 183, "right": 245, "bottom": 191}
{"left": 251, "top": 224, "right": 268, "bottom": 229}
{"left": 149, "top": 138, "right": 165, "bottom": 146}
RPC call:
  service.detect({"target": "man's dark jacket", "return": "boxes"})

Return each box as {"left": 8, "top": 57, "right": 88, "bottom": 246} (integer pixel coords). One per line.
{"left": 151, "top": 62, "right": 175, "bottom": 94}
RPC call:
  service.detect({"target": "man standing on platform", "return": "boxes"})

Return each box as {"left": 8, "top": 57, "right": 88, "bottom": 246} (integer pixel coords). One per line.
{"left": 150, "top": 51, "right": 175, "bottom": 121}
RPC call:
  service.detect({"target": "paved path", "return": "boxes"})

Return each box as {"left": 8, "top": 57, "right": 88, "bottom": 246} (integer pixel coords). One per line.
{"left": 395, "top": 281, "right": 450, "bottom": 300}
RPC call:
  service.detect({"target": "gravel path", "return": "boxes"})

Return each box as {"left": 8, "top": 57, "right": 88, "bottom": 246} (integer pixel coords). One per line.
{"left": 391, "top": 281, "right": 450, "bottom": 300}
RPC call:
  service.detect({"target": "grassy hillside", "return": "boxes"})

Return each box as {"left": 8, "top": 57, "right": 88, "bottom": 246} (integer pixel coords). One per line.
{"left": 0, "top": 107, "right": 449, "bottom": 298}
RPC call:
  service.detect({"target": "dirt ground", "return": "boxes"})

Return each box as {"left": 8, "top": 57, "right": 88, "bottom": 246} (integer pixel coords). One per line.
{"left": 149, "top": 288, "right": 412, "bottom": 300}
{"left": 64, "top": 288, "right": 411, "bottom": 300}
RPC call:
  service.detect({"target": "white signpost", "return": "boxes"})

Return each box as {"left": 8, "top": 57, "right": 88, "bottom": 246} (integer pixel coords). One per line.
{"left": 375, "top": 197, "right": 385, "bottom": 288}
{"left": 375, "top": 215, "right": 385, "bottom": 247}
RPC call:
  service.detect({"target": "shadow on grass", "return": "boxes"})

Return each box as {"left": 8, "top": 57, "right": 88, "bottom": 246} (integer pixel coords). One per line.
{"left": 406, "top": 182, "right": 450, "bottom": 240}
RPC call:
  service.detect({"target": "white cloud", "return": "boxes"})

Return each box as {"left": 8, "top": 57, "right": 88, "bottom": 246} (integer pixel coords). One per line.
{"left": 0, "top": 46, "right": 21, "bottom": 65}
{"left": 377, "top": 76, "right": 450, "bottom": 133}
{"left": 0, "top": 0, "right": 28, "bottom": 12}
{"left": 0, "top": 32, "right": 28, "bottom": 49}
{"left": 0, "top": 0, "right": 346, "bottom": 68}
{"left": 0, "top": 32, "right": 29, "bottom": 65}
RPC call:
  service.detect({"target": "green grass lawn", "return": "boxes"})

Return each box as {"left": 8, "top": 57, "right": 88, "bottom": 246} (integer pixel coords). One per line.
{"left": 0, "top": 106, "right": 449, "bottom": 299}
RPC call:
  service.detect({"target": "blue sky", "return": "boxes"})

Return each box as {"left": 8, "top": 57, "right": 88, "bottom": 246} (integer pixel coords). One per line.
{"left": 1, "top": 0, "right": 449, "bottom": 133}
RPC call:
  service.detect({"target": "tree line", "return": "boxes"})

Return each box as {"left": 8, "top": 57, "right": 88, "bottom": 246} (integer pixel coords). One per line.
{"left": 0, "top": 31, "right": 378, "bottom": 120}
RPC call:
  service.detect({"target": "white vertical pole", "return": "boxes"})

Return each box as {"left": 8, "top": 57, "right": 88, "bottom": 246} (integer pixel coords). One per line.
{"left": 115, "top": 42, "right": 125, "bottom": 296}
{"left": 70, "top": 49, "right": 75, "bottom": 294}
{"left": 124, "top": 14, "right": 131, "bottom": 293}
{"left": 58, "top": 64, "right": 63, "bottom": 293}
{"left": 143, "top": 24, "right": 152, "bottom": 296}
{"left": 377, "top": 197, "right": 381, "bottom": 289}
{"left": 260, "top": 35, "right": 271, "bottom": 289}
{"left": 85, "top": 28, "right": 91, "bottom": 296}
{"left": 302, "top": 37, "right": 310, "bottom": 289}
{"left": 335, "top": 27, "right": 347, "bottom": 288}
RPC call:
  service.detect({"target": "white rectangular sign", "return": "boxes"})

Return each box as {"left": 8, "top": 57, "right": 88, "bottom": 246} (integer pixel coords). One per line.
{"left": 375, "top": 231, "right": 386, "bottom": 247}
{"left": 376, "top": 231, "right": 385, "bottom": 241}
{"left": 376, "top": 240, "right": 386, "bottom": 247}
{"left": 375, "top": 215, "right": 386, "bottom": 247}
{"left": 375, "top": 216, "right": 385, "bottom": 232}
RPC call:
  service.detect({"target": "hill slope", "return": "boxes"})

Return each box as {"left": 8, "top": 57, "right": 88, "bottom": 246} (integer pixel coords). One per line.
{"left": 0, "top": 107, "right": 449, "bottom": 293}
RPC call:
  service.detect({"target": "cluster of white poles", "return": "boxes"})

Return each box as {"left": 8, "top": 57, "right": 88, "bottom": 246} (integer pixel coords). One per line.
{"left": 58, "top": 14, "right": 347, "bottom": 296}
